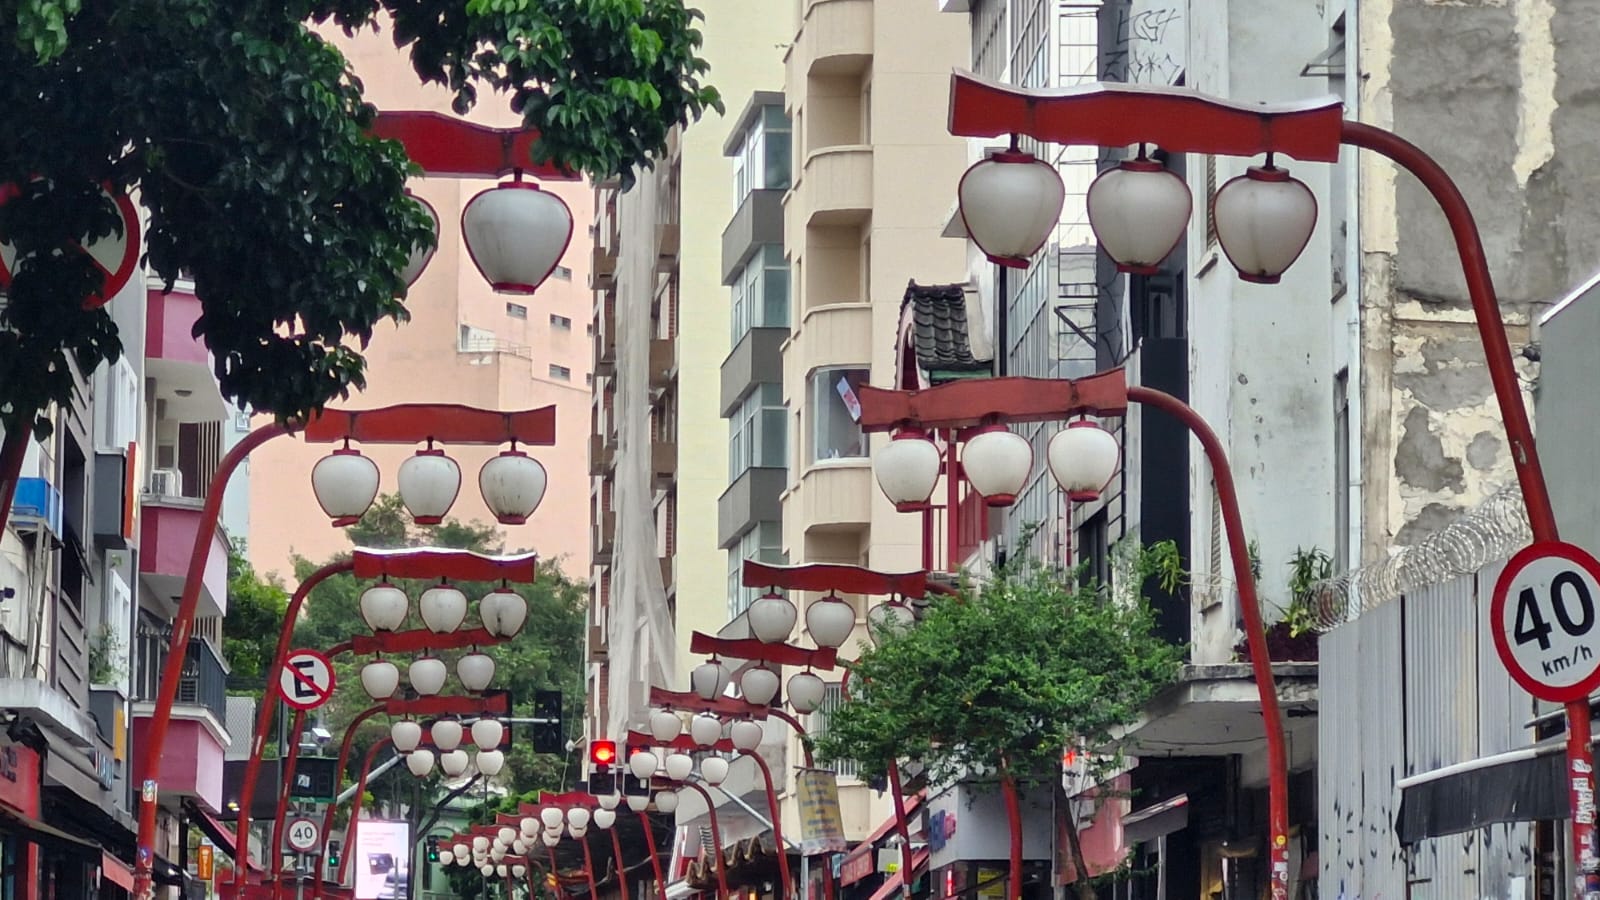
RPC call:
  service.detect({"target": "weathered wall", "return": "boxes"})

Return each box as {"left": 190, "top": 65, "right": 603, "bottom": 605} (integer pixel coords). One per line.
{"left": 1358, "top": 0, "right": 1599, "bottom": 555}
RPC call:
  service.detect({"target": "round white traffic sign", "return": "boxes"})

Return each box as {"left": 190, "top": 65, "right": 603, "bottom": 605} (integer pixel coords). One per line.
{"left": 279, "top": 649, "right": 337, "bottom": 711}
{"left": 285, "top": 817, "right": 321, "bottom": 854}
{"left": 1491, "top": 541, "right": 1600, "bottom": 702}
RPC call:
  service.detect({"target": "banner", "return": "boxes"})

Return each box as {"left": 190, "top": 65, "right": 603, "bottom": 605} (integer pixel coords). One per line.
{"left": 795, "top": 769, "right": 847, "bottom": 857}
{"left": 352, "top": 820, "right": 410, "bottom": 900}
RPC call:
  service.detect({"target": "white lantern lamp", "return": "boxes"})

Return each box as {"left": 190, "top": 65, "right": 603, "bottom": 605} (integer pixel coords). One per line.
{"left": 740, "top": 665, "right": 781, "bottom": 707}
{"left": 730, "top": 720, "right": 764, "bottom": 752}
{"left": 628, "top": 750, "right": 658, "bottom": 780}
{"left": 419, "top": 584, "right": 468, "bottom": 633}
{"left": 748, "top": 592, "right": 798, "bottom": 644}
{"left": 597, "top": 793, "right": 621, "bottom": 811}
{"left": 961, "top": 424, "right": 1032, "bottom": 507}
{"left": 567, "top": 808, "right": 591, "bottom": 830}
{"left": 787, "top": 671, "right": 826, "bottom": 715}
{"left": 541, "top": 832, "right": 561, "bottom": 848}
{"left": 310, "top": 444, "right": 381, "bottom": 527}
{"left": 691, "top": 658, "right": 732, "bottom": 701}
{"left": 512, "top": 865, "right": 528, "bottom": 879}
{"left": 806, "top": 594, "right": 856, "bottom": 649}
{"left": 654, "top": 792, "right": 679, "bottom": 814}
{"left": 593, "top": 809, "right": 617, "bottom": 830}
{"left": 689, "top": 714, "right": 723, "bottom": 748}
{"left": 472, "top": 718, "right": 505, "bottom": 750}
{"left": 868, "top": 601, "right": 916, "bottom": 643}
{"left": 480, "top": 864, "right": 495, "bottom": 876}
{"left": 473, "top": 836, "right": 491, "bottom": 853}
{"left": 391, "top": 720, "right": 423, "bottom": 753}
{"left": 957, "top": 146, "right": 1066, "bottom": 269}
{"left": 520, "top": 818, "right": 538, "bottom": 839}
{"left": 701, "top": 757, "right": 730, "bottom": 786}
{"left": 874, "top": 428, "right": 942, "bottom": 513}
{"left": 454, "top": 843, "right": 471, "bottom": 860}
{"left": 495, "top": 864, "right": 508, "bottom": 878}
{"left": 408, "top": 657, "right": 448, "bottom": 696}
{"left": 479, "top": 448, "right": 549, "bottom": 525}
{"left": 461, "top": 178, "right": 576, "bottom": 295}
{"left": 663, "top": 753, "right": 694, "bottom": 782}
{"left": 1212, "top": 159, "right": 1318, "bottom": 284}
{"left": 540, "top": 807, "right": 565, "bottom": 830}
{"left": 399, "top": 192, "right": 439, "bottom": 289}
{"left": 1046, "top": 420, "right": 1121, "bottom": 502}
{"left": 476, "top": 750, "right": 506, "bottom": 776}
{"left": 397, "top": 444, "right": 462, "bottom": 525}
{"left": 405, "top": 750, "right": 434, "bottom": 777}
{"left": 458, "top": 653, "right": 496, "bottom": 692}
{"left": 1086, "top": 149, "right": 1193, "bottom": 274}
{"left": 431, "top": 719, "right": 464, "bottom": 752}
{"left": 441, "top": 750, "right": 471, "bottom": 777}
{"left": 439, "top": 849, "right": 455, "bottom": 866}
{"left": 480, "top": 589, "right": 529, "bottom": 638}
{"left": 648, "top": 709, "right": 682, "bottom": 743}
{"left": 360, "top": 660, "right": 400, "bottom": 700}
{"left": 359, "top": 583, "right": 408, "bottom": 632}
{"left": 626, "top": 794, "right": 650, "bottom": 813}
{"left": 497, "top": 827, "right": 517, "bottom": 846}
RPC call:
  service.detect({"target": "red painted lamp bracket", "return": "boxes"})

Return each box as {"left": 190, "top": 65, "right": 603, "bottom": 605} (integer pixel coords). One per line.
{"left": 947, "top": 70, "right": 1345, "bottom": 163}
{"left": 857, "top": 369, "right": 1129, "bottom": 433}
{"left": 740, "top": 560, "right": 933, "bottom": 598}
{"left": 687, "top": 633, "right": 838, "bottom": 670}
{"left": 625, "top": 731, "right": 737, "bottom": 754}
{"left": 349, "top": 627, "right": 504, "bottom": 655}
{"left": 649, "top": 687, "right": 770, "bottom": 720}
{"left": 370, "top": 112, "right": 578, "bottom": 180}
{"left": 351, "top": 547, "right": 538, "bottom": 582}
{"left": 301, "top": 403, "right": 557, "bottom": 447}
{"left": 384, "top": 692, "right": 511, "bottom": 717}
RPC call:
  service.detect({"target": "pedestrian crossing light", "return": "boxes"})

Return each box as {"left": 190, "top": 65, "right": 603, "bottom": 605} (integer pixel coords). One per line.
{"left": 327, "top": 839, "right": 341, "bottom": 869}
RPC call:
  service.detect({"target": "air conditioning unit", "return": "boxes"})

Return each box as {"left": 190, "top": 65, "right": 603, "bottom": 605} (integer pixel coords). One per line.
{"left": 148, "top": 468, "right": 183, "bottom": 497}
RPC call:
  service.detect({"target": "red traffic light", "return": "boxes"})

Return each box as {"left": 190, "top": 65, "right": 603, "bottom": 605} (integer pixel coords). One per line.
{"left": 590, "top": 740, "right": 618, "bottom": 767}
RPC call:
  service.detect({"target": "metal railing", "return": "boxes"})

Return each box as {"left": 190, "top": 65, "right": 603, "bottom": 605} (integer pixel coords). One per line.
{"left": 135, "top": 633, "right": 229, "bottom": 724}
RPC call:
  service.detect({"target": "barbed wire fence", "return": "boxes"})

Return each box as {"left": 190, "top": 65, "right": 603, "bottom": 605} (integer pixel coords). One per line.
{"left": 1305, "top": 483, "right": 1533, "bottom": 632}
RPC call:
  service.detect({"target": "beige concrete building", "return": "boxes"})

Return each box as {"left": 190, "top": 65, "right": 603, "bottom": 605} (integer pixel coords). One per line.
{"left": 247, "top": 31, "right": 594, "bottom": 581}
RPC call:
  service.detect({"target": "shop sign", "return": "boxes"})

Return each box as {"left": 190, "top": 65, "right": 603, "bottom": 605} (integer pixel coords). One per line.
{"left": 0, "top": 743, "right": 41, "bottom": 817}
{"left": 928, "top": 809, "right": 958, "bottom": 853}
{"left": 196, "top": 844, "right": 214, "bottom": 881}
{"left": 795, "top": 769, "right": 847, "bottom": 856}
{"left": 840, "top": 851, "right": 874, "bottom": 887}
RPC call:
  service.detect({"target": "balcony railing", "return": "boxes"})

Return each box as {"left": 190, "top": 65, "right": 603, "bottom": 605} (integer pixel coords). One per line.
{"left": 135, "top": 633, "right": 228, "bottom": 724}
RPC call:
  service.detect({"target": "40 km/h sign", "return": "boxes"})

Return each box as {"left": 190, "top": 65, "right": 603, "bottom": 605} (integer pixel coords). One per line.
{"left": 285, "top": 817, "right": 321, "bottom": 855}
{"left": 1491, "top": 541, "right": 1600, "bottom": 702}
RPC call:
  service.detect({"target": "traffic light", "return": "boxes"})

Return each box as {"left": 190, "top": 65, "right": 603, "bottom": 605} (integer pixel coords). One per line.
{"left": 326, "top": 839, "right": 341, "bottom": 870}
{"left": 589, "top": 740, "right": 617, "bottom": 767}
{"left": 424, "top": 836, "right": 440, "bottom": 863}
{"left": 588, "top": 740, "right": 618, "bottom": 793}
{"left": 531, "top": 690, "right": 563, "bottom": 754}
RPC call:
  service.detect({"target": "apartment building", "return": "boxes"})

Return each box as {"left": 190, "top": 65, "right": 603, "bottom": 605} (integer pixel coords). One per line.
{"left": 246, "top": 29, "right": 595, "bottom": 584}
{"left": 2, "top": 263, "right": 243, "bottom": 899}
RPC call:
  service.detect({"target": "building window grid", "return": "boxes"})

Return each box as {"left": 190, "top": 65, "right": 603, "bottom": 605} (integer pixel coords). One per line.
{"left": 548, "top": 364, "right": 571, "bottom": 381}
{"left": 733, "top": 107, "right": 793, "bottom": 205}
{"left": 729, "top": 384, "right": 787, "bottom": 480}
{"left": 730, "top": 245, "right": 790, "bottom": 344}
{"left": 506, "top": 302, "right": 528, "bottom": 319}
{"left": 727, "top": 522, "right": 784, "bottom": 620}
{"left": 813, "top": 682, "right": 860, "bottom": 778}
{"left": 809, "top": 367, "right": 869, "bottom": 463}
{"left": 551, "top": 314, "right": 573, "bottom": 330}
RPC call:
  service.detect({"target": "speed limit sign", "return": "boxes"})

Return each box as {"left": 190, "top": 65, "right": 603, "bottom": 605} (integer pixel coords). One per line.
{"left": 1490, "top": 541, "right": 1600, "bottom": 701}
{"left": 285, "top": 817, "right": 321, "bottom": 855}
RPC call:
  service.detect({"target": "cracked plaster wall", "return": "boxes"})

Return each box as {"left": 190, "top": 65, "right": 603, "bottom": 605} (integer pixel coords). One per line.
{"left": 1359, "top": 0, "right": 1596, "bottom": 554}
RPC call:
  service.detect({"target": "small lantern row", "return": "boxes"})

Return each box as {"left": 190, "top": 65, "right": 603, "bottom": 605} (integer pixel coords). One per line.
{"left": 402, "top": 178, "right": 576, "bottom": 297}
{"left": 624, "top": 747, "right": 726, "bottom": 814}
{"left": 396, "top": 717, "right": 507, "bottom": 779}
{"left": 359, "top": 652, "right": 498, "bottom": 700}
{"left": 312, "top": 440, "right": 548, "bottom": 528}
{"left": 358, "top": 582, "right": 529, "bottom": 638}
{"left": 959, "top": 143, "right": 1317, "bottom": 286}
{"left": 874, "top": 419, "right": 1119, "bottom": 513}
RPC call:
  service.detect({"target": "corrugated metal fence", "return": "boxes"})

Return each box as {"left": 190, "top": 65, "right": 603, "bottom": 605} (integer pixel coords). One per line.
{"left": 1320, "top": 563, "right": 1538, "bottom": 899}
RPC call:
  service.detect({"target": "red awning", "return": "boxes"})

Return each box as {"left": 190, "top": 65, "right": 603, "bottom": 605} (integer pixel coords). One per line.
{"left": 101, "top": 852, "right": 135, "bottom": 891}
{"left": 865, "top": 849, "right": 931, "bottom": 900}
{"left": 185, "top": 802, "right": 263, "bottom": 872}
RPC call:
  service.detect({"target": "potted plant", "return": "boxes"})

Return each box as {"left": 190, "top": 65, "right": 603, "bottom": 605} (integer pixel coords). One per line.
{"left": 1235, "top": 547, "right": 1330, "bottom": 663}
{"left": 89, "top": 623, "right": 126, "bottom": 687}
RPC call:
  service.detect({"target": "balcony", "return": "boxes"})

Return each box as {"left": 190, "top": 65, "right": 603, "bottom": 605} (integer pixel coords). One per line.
{"left": 648, "top": 339, "right": 677, "bottom": 391}
{"left": 660, "top": 556, "right": 676, "bottom": 595}
{"left": 139, "top": 497, "right": 230, "bottom": 620}
{"left": 652, "top": 442, "right": 678, "bottom": 489}
{"left": 722, "top": 190, "right": 786, "bottom": 284}
{"left": 595, "top": 303, "right": 617, "bottom": 375}
{"left": 144, "top": 286, "right": 228, "bottom": 423}
{"left": 593, "top": 511, "right": 617, "bottom": 565}
{"left": 718, "top": 468, "right": 787, "bottom": 548}
{"left": 784, "top": 304, "right": 872, "bottom": 392}
{"left": 131, "top": 636, "right": 230, "bottom": 812}
{"left": 796, "top": 147, "right": 873, "bottom": 227}
{"left": 790, "top": 462, "right": 872, "bottom": 534}
{"left": 656, "top": 223, "right": 680, "bottom": 273}
{"left": 590, "top": 246, "right": 617, "bottom": 290}
{"left": 721, "top": 329, "right": 788, "bottom": 416}
{"left": 589, "top": 434, "right": 616, "bottom": 476}
{"left": 791, "top": 0, "right": 873, "bottom": 78}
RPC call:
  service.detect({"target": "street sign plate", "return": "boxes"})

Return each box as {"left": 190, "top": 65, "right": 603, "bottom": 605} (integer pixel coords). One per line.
{"left": 1490, "top": 541, "right": 1600, "bottom": 702}
{"left": 279, "top": 649, "right": 337, "bottom": 711}
{"left": 285, "top": 817, "right": 321, "bottom": 854}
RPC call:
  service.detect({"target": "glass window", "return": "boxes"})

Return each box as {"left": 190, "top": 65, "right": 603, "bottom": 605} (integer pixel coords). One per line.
{"left": 550, "top": 314, "right": 572, "bottom": 330}
{"left": 506, "top": 302, "right": 528, "bottom": 319}
{"left": 553, "top": 265, "right": 573, "bottom": 280}
{"left": 548, "top": 364, "right": 571, "bottom": 381}
{"left": 727, "top": 521, "right": 784, "bottom": 619}
{"left": 729, "top": 383, "right": 786, "bottom": 479}
{"left": 730, "top": 245, "right": 789, "bottom": 344}
{"left": 809, "top": 367, "right": 868, "bottom": 462}
{"left": 732, "top": 105, "right": 793, "bottom": 203}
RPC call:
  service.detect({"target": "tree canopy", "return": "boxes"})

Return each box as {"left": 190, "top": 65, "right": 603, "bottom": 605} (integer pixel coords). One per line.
{"left": 0, "top": 0, "right": 720, "bottom": 437}
{"left": 221, "top": 545, "right": 291, "bottom": 690}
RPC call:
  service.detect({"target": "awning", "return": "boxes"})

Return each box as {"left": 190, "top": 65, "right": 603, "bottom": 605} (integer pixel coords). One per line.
{"left": 1122, "top": 794, "right": 1189, "bottom": 846}
{"left": 865, "top": 849, "right": 930, "bottom": 900}
{"left": 154, "top": 855, "right": 193, "bottom": 888}
{"left": 101, "top": 852, "right": 135, "bottom": 891}
{"left": 184, "top": 800, "right": 260, "bottom": 871}
{"left": 0, "top": 806, "right": 101, "bottom": 856}
{"left": 1396, "top": 742, "right": 1568, "bottom": 843}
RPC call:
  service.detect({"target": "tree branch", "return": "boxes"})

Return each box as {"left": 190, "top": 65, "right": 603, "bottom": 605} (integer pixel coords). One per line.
{"left": 415, "top": 774, "right": 483, "bottom": 839}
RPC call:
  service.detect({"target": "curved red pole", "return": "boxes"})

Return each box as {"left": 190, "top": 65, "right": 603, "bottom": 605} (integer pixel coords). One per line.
{"left": 234, "top": 557, "right": 355, "bottom": 892}
{"left": 579, "top": 837, "right": 600, "bottom": 900}
{"left": 135, "top": 423, "right": 291, "bottom": 900}
{"left": 636, "top": 809, "right": 668, "bottom": 900}
{"left": 998, "top": 770, "right": 1023, "bottom": 900}
{"left": 767, "top": 709, "right": 814, "bottom": 767}
{"left": 1342, "top": 123, "right": 1593, "bottom": 898}
{"left": 609, "top": 826, "right": 631, "bottom": 900}
{"left": 885, "top": 764, "right": 915, "bottom": 899}
{"left": 740, "top": 750, "right": 793, "bottom": 900}
{"left": 312, "top": 704, "right": 388, "bottom": 900}
{"left": 337, "top": 737, "right": 396, "bottom": 885}
{"left": 680, "top": 783, "right": 729, "bottom": 900}
{"left": 1127, "top": 386, "right": 1288, "bottom": 900}
{"left": 268, "top": 708, "right": 309, "bottom": 900}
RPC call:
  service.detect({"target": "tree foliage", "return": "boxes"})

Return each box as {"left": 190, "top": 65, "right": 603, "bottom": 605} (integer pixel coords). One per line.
{"left": 291, "top": 494, "right": 587, "bottom": 802}
{"left": 815, "top": 545, "right": 1182, "bottom": 784}
{"left": 221, "top": 545, "right": 291, "bottom": 689}
{"left": 0, "top": 0, "right": 719, "bottom": 437}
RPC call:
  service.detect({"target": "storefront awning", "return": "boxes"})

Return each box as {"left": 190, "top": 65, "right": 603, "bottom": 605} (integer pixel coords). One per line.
{"left": 0, "top": 806, "right": 101, "bottom": 856}
{"left": 184, "top": 800, "right": 261, "bottom": 871}
{"left": 864, "top": 849, "right": 930, "bottom": 900}
{"left": 1395, "top": 741, "right": 1568, "bottom": 843}
{"left": 101, "top": 851, "right": 135, "bottom": 891}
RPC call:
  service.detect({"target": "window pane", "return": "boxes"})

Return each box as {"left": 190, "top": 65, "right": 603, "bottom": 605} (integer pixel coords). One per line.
{"left": 763, "top": 105, "right": 791, "bottom": 131}
{"left": 811, "top": 368, "right": 868, "bottom": 460}
{"left": 759, "top": 408, "right": 786, "bottom": 467}
{"left": 763, "top": 259, "right": 789, "bottom": 327}
{"left": 764, "top": 129, "right": 792, "bottom": 190}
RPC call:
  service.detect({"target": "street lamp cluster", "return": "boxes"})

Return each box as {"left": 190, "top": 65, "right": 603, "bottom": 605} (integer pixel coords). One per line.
{"left": 311, "top": 438, "right": 549, "bottom": 527}
{"left": 874, "top": 418, "right": 1119, "bottom": 513}
{"left": 401, "top": 174, "right": 577, "bottom": 297}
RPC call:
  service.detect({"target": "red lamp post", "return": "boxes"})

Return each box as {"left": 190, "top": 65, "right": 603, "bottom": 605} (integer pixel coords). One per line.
{"left": 942, "top": 69, "right": 1574, "bottom": 899}
{"left": 132, "top": 404, "right": 556, "bottom": 900}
